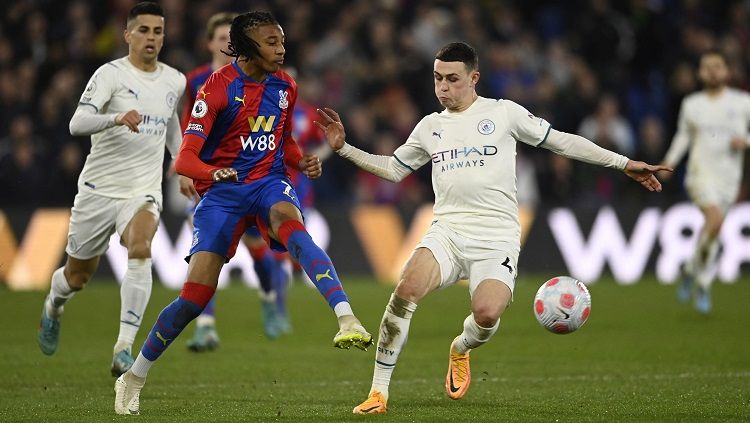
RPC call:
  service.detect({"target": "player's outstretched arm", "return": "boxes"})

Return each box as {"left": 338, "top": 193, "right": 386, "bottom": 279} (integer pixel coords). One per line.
{"left": 314, "top": 108, "right": 346, "bottom": 151}
{"left": 623, "top": 160, "right": 673, "bottom": 192}
{"left": 314, "top": 108, "right": 412, "bottom": 183}
{"left": 541, "top": 129, "right": 672, "bottom": 192}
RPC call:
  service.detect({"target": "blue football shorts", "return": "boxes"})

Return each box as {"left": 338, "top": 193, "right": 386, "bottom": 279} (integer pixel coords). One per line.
{"left": 188, "top": 175, "right": 302, "bottom": 262}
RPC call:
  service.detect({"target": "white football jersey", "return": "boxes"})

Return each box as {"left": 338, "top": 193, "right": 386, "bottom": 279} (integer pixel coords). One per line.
{"left": 394, "top": 96, "right": 551, "bottom": 245}
{"left": 669, "top": 88, "right": 750, "bottom": 192}
{"left": 77, "top": 57, "right": 185, "bottom": 198}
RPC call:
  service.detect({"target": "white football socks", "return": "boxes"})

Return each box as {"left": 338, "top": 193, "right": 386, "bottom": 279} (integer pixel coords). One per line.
{"left": 452, "top": 314, "right": 500, "bottom": 354}
{"left": 116, "top": 259, "right": 152, "bottom": 353}
{"left": 46, "top": 267, "right": 75, "bottom": 319}
{"left": 195, "top": 314, "right": 216, "bottom": 327}
{"left": 690, "top": 232, "right": 720, "bottom": 289}
{"left": 333, "top": 301, "right": 354, "bottom": 319}
{"left": 696, "top": 239, "right": 720, "bottom": 289}
{"left": 370, "top": 293, "right": 417, "bottom": 401}
{"left": 129, "top": 352, "right": 153, "bottom": 378}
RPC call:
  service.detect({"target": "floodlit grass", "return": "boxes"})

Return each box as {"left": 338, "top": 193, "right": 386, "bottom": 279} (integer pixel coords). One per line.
{"left": 1, "top": 275, "right": 748, "bottom": 422}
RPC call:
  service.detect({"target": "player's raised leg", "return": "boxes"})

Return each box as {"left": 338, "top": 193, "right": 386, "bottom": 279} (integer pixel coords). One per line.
{"left": 353, "top": 248, "right": 439, "bottom": 414}
{"left": 112, "top": 207, "right": 159, "bottom": 376}
{"left": 38, "top": 257, "right": 98, "bottom": 355}
{"left": 446, "top": 278, "right": 509, "bottom": 400}
{"left": 269, "top": 201, "right": 372, "bottom": 350}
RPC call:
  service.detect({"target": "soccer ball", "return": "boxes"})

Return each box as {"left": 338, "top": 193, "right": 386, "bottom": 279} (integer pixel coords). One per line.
{"left": 533, "top": 276, "right": 591, "bottom": 334}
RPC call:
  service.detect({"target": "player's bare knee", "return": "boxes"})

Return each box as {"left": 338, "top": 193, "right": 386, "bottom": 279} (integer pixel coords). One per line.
{"left": 127, "top": 240, "right": 152, "bottom": 259}
{"left": 394, "top": 278, "right": 424, "bottom": 304}
{"left": 269, "top": 204, "right": 303, "bottom": 234}
{"left": 394, "top": 285, "right": 418, "bottom": 303}
{"left": 65, "top": 270, "right": 92, "bottom": 290}
{"left": 472, "top": 304, "right": 502, "bottom": 327}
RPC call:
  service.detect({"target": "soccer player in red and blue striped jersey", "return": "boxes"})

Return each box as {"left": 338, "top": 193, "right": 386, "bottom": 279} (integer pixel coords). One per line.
{"left": 177, "top": 12, "right": 290, "bottom": 351}
{"left": 115, "top": 12, "right": 372, "bottom": 415}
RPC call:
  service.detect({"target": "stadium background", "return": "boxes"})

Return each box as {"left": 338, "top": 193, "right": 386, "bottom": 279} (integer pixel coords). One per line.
{"left": 1, "top": 1, "right": 749, "bottom": 422}
{"left": 1, "top": 0, "right": 749, "bottom": 288}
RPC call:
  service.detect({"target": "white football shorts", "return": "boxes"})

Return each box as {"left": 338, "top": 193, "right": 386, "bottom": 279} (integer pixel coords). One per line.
{"left": 685, "top": 176, "right": 738, "bottom": 214}
{"left": 416, "top": 221, "right": 519, "bottom": 296}
{"left": 65, "top": 190, "right": 161, "bottom": 259}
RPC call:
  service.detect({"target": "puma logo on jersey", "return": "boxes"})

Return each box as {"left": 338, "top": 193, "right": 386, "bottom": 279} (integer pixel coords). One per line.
{"left": 199, "top": 89, "right": 210, "bottom": 98}
{"left": 234, "top": 95, "right": 245, "bottom": 106}
{"left": 432, "top": 130, "right": 443, "bottom": 139}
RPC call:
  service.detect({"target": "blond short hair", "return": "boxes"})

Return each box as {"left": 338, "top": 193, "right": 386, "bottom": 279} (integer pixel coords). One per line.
{"left": 207, "top": 12, "right": 237, "bottom": 40}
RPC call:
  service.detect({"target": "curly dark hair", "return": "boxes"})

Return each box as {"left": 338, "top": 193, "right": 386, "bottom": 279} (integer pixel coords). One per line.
{"left": 222, "top": 11, "right": 279, "bottom": 61}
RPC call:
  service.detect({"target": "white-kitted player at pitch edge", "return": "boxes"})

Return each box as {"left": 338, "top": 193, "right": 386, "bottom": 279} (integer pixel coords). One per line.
{"left": 661, "top": 50, "right": 750, "bottom": 314}
{"left": 37, "top": 1, "right": 185, "bottom": 377}
{"left": 315, "top": 42, "right": 670, "bottom": 415}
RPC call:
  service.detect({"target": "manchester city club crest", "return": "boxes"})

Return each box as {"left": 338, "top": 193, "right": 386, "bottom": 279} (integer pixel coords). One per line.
{"left": 81, "top": 80, "right": 97, "bottom": 103}
{"left": 478, "top": 119, "right": 495, "bottom": 135}
{"left": 278, "top": 90, "right": 289, "bottom": 109}
{"left": 166, "top": 91, "right": 177, "bottom": 109}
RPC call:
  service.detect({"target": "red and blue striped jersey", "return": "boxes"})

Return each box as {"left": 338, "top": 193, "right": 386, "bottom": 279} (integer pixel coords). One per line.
{"left": 184, "top": 63, "right": 297, "bottom": 195}
{"left": 180, "top": 63, "right": 213, "bottom": 132}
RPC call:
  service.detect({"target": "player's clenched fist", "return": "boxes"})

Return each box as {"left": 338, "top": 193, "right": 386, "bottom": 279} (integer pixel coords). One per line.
{"left": 300, "top": 154, "right": 322, "bottom": 179}
{"left": 212, "top": 167, "right": 238, "bottom": 182}
{"left": 115, "top": 110, "right": 142, "bottom": 133}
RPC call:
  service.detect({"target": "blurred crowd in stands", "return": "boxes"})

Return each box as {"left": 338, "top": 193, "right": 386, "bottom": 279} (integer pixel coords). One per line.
{"left": 1, "top": 0, "right": 749, "bottom": 211}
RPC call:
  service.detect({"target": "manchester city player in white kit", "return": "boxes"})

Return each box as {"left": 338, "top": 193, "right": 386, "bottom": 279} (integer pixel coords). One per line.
{"left": 662, "top": 51, "right": 750, "bottom": 314}
{"left": 316, "top": 42, "right": 670, "bottom": 415}
{"left": 37, "top": 2, "right": 185, "bottom": 377}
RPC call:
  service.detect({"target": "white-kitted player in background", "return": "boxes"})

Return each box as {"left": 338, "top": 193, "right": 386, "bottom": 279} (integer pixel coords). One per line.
{"left": 37, "top": 1, "right": 185, "bottom": 377}
{"left": 316, "top": 41, "right": 670, "bottom": 415}
{"left": 661, "top": 50, "right": 750, "bottom": 314}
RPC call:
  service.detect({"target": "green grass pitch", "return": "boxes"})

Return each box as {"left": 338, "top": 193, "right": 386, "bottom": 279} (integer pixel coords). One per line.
{"left": 1, "top": 275, "right": 748, "bottom": 422}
